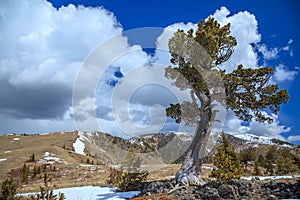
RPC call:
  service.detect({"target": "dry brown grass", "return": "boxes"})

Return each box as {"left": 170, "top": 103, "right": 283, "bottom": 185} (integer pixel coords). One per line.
{"left": 0, "top": 131, "right": 212, "bottom": 193}
{"left": 0, "top": 132, "right": 187, "bottom": 193}
{"left": 0, "top": 131, "right": 110, "bottom": 192}
{"left": 17, "top": 164, "right": 110, "bottom": 193}
{"left": 0, "top": 131, "right": 79, "bottom": 176}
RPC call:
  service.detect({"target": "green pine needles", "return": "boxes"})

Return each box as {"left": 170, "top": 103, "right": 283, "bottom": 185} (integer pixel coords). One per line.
{"left": 210, "top": 132, "right": 242, "bottom": 183}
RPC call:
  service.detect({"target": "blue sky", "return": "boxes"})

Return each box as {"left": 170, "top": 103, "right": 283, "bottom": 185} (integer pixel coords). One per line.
{"left": 0, "top": 0, "right": 299, "bottom": 144}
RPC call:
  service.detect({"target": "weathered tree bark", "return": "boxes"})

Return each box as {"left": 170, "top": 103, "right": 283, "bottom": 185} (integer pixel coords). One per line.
{"left": 175, "top": 106, "right": 214, "bottom": 185}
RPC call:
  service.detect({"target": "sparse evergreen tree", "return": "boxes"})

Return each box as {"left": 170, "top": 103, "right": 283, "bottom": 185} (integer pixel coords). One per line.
{"left": 37, "top": 166, "right": 41, "bottom": 174}
{"left": 33, "top": 165, "right": 37, "bottom": 178}
{"left": 257, "top": 154, "right": 265, "bottom": 167}
{"left": 0, "top": 178, "right": 19, "bottom": 200}
{"left": 240, "top": 147, "right": 257, "bottom": 171}
{"left": 210, "top": 132, "right": 242, "bottom": 183}
{"left": 276, "top": 155, "right": 299, "bottom": 174}
{"left": 293, "top": 154, "right": 300, "bottom": 169}
{"left": 86, "top": 158, "right": 90, "bottom": 164}
{"left": 43, "top": 173, "right": 52, "bottom": 187}
{"left": 266, "top": 162, "right": 275, "bottom": 175}
{"left": 265, "top": 146, "right": 278, "bottom": 162}
{"left": 29, "top": 153, "right": 35, "bottom": 162}
{"left": 22, "top": 164, "right": 29, "bottom": 184}
{"left": 38, "top": 186, "right": 45, "bottom": 199}
{"left": 33, "top": 186, "right": 65, "bottom": 200}
{"left": 122, "top": 147, "right": 142, "bottom": 173}
{"left": 254, "top": 161, "right": 261, "bottom": 176}
{"left": 265, "top": 146, "right": 278, "bottom": 175}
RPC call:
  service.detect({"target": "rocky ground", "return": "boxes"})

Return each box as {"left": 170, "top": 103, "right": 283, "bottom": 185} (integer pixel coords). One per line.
{"left": 132, "top": 178, "right": 300, "bottom": 200}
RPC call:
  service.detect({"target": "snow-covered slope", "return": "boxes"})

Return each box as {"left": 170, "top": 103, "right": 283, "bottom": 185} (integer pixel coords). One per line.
{"left": 234, "top": 134, "right": 274, "bottom": 145}
{"left": 231, "top": 133, "right": 293, "bottom": 147}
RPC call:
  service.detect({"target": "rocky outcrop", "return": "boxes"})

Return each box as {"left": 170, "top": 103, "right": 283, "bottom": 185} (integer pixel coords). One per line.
{"left": 133, "top": 178, "right": 300, "bottom": 200}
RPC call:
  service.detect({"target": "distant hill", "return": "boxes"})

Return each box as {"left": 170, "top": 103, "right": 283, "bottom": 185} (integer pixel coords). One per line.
{"left": 76, "top": 131, "right": 297, "bottom": 166}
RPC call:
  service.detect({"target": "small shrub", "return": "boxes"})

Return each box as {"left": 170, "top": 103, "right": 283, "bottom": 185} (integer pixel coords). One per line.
{"left": 0, "top": 178, "right": 19, "bottom": 200}
{"left": 108, "top": 147, "right": 148, "bottom": 191}
{"left": 31, "top": 186, "right": 65, "bottom": 200}
{"left": 108, "top": 168, "right": 148, "bottom": 191}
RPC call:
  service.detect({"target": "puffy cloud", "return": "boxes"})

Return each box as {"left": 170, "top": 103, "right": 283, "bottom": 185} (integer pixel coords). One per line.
{"left": 256, "top": 44, "right": 279, "bottom": 60}
{"left": 273, "top": 64, "right": 299, "bottom": 82}
{"left": 255, "top": 39, "right": 294, "bottom": 62}
{"left": 154, "top": 22, "right": 197, "bottom": 65}
{"left": 287, "top": 135, "right": 300, "bottom": 143}
{"left": 247, "top": 114, "right": 290, "bottom": 140}
{"left": 0, "top": 113, "right": 74, "bottom": 134}
{"left": 0, "top": 0, "right": 122, "bottom": 133}
{"left": 224, "top": 110, "right": 290, "bottom": 140}
{"left": 211, "top": 7, "right": 261, "bottom": 71}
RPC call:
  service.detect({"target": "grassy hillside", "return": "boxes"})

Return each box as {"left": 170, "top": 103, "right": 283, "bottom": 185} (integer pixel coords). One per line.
{"left": 0, "top": 131, "right": 299, "bottom": 193}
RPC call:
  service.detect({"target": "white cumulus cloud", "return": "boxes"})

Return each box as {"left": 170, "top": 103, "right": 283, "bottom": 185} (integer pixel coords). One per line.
{"left": 211, "top": 7, "right": 261, "bottom": 71}
{"left": 0, "top": 0, "right": 122, "bottom": 133}
{"left": 273, "top": 64, "right": 299, "bottom": 82}
{"left": 287, "top": 135, "right": 300, "bottom": 143}
{"left": 224, "top": 111, "right": 290, "bottom": 141}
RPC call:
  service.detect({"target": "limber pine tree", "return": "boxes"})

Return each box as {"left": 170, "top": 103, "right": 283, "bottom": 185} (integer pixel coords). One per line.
{"left": 165, "top": 17, "right": 289, "bottom": 185}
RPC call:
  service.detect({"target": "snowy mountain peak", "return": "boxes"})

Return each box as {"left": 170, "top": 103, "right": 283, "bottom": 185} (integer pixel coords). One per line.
{"left": 231, "top": 133, "right": 293, "bottom": 147}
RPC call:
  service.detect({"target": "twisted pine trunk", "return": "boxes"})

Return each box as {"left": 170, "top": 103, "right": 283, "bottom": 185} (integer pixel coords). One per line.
{"left": 175, "top": 107, "right": 214, "bottom": 185}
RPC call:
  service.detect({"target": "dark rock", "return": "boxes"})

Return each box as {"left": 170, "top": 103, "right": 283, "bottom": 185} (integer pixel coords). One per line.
{"left": 218, "top": 184, "right": 239, "bottom": 199}
{"left": 227, "top": 179, "right": 241, "bottom": 187}
{"left": 268, "top": 180, "right": 278, "bottom": 190}
{"left": 267, "top": 195, "right": 279, "bottom": 200}
{"left": 201, "top": 187, "right": 220, "bottom": 200}
{"left": 238, "top": 185, "right": 251, "bottom": 197}
{"left": 135, "top": 178, "right": 300, "bottom": 200}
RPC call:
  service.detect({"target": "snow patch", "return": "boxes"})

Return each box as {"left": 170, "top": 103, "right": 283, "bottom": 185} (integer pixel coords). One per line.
{"left": 13, "top": 138, "right": 20, "bottom": 141}
{"left": 40, "top": 132, "right": 50, "bottom": 135}
{"left": 73, "top": 137, "right": 86, "bottom": 155}
{"left": 174, "top": 131, "right": 189, "bottom": 136}
{"left": 38, "top": 152, "right": 64, "bottom": 164}
{"left": 175, "top": 132, "right": 192, "bottom": 141}
{"left": 4, "top": 151, "right": 11, "bottom": 153}
{"left": 0, "top": 158, "right": 7, "bottom": 162}
{"left": 128, "top": 138, "right": 138, "bottom": 144}
{"left": 241, "top": 175, "right": 300, "bottom": 181}
{"left": 44, "top": 157, "right": 61, "bottom": 161}
{"left": 201, "top": 166, "right": 213, "bottom": 170}
{"left": 79, "top": 164, "right": 93, "bottom": 167}
{"left": 141, "top": 135, "right": 152, "bottom": 139}
{"left": 164, "top": 176, "right": 175, "bottom": 179}
{"left": 19, "top": 186, "right": 139, "bottom": 200}
{"left": 99, "top": 148, "right": 106, "bottom": 153}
